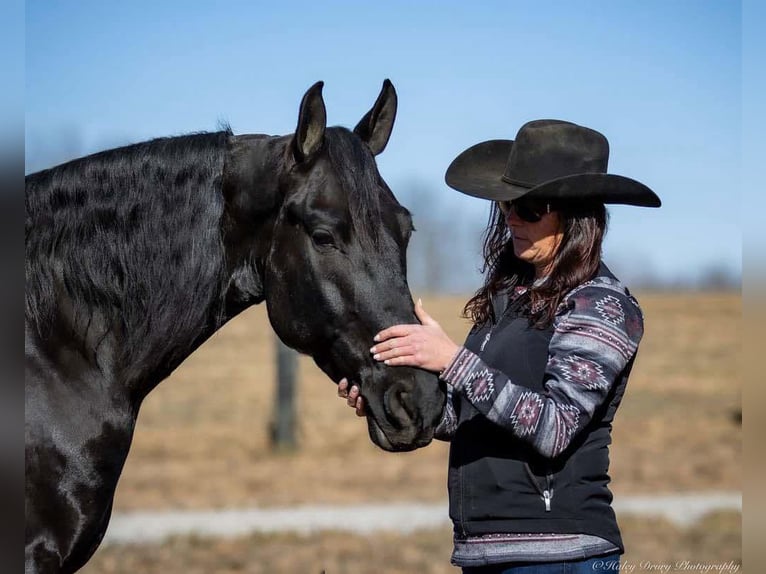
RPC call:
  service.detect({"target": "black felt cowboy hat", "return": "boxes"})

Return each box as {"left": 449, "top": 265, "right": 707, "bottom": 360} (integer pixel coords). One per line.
{"left": 445, "top": 119, "right": 661, "bottom": 207}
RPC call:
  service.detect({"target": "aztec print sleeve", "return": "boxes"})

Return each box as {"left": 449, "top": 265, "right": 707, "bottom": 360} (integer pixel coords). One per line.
{"left": 439, "top": 284, "right": 644, "bottom": 459}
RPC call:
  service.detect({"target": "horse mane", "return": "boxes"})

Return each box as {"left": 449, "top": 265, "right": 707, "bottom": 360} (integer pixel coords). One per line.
{"left": 25, "top": 130, "right": 232, "bottom": 372}
{"left": 324, "top": 128, "right": 397, "bottom": 249}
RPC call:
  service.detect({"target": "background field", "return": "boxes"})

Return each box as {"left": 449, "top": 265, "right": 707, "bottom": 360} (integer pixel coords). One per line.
{"left": 92, "top": 291, "right": 741, "bottom": 571}
{"left": 85, "top": 513, "right": 742, "bottom": 574}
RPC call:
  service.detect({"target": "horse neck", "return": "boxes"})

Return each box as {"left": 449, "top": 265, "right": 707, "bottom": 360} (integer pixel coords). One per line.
{"left": 219, "top": 134, "right": 289, "bottom": 316}
{"left": 24, "top": 134, "right": 287, "bottom": 404}
{"left": 110, "top": 227, "right": 232, "bottom": 402}
{"left": 127, "top": 135, "right": 288, "bottom": 400}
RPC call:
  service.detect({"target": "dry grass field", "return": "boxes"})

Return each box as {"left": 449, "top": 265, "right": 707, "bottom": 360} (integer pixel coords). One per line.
{"left": 84, "top": 291, "right": 740, "bottom": 573}
{"left": 84, "top": 512, "right": 742, "bottom": 574}
{"left": 112, "top": 291, "right": 741, "bottom": 512}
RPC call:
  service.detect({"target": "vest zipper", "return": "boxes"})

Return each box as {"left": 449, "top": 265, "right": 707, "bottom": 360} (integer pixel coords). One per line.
{"left": 525, "top": 463, "right": 555, "bottom": 512}
{"left": 542, "top": 490, "right": 552, "bottom": 511}
{"left": 542, "top": 473, "right": 554, "bottom": 511}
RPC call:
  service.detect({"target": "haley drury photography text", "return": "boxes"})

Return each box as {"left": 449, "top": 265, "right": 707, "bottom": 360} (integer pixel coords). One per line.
{"left": 592, "top": 559, "right": 741, "bottom": 573}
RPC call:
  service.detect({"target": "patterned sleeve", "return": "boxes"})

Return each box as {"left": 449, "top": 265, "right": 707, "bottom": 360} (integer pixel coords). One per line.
{"left": 439, "top": 284, "right": 644, "bottom": 459}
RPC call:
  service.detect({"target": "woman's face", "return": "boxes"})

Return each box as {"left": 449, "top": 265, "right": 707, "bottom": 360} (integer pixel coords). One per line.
{"left": 499, "top": 200, "right": 563, "bottom": 278}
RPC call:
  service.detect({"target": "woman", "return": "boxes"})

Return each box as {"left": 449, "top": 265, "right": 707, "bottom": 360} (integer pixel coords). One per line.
{"left": 339, "top": 119, "right": 660, "bottom": 573}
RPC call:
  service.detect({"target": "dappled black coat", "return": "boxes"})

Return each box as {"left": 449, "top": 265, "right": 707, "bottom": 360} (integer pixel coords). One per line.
{"left": 26, "top": 131, "right": 234, "bottom": 389}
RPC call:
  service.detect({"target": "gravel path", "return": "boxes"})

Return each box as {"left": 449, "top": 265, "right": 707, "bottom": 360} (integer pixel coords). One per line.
{"left": 103, "top": 491, "right": 741, "bottom": 545}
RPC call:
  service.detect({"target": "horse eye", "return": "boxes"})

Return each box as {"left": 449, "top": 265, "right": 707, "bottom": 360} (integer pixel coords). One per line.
{"left": 311, "top": 229, "right": 336, "bottom": 248}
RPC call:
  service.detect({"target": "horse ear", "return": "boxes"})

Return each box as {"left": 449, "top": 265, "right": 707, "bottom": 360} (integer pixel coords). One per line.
{"left": 293, "top": 81, "right": 327, "bottom": 163}
{"left": 353, "top": 79, "right": 397, "bottom": 155}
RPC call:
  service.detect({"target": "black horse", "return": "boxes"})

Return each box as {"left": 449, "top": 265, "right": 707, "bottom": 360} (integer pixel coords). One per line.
{"left": 25, "top": 80, "right": 446, "bottom": 573}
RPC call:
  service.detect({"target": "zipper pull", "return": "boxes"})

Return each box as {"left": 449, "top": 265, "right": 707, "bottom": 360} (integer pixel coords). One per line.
{"left": 542, "top": 489, "right": 552, "bottom": 512}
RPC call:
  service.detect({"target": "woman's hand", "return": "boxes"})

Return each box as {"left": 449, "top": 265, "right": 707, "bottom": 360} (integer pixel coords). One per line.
{"left": 337, "top": 301, "right": 457, "bottom": 417}
{"left": 338, "top": 378, "right": 365, "bottom": 416}
{"left": 370, "top": 299, "right": 460, "bottom": 373}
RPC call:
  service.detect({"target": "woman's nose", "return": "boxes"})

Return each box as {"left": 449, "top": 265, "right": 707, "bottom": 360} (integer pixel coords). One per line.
{"left": 506, "top": 208, "right": 523, "bottom": 226}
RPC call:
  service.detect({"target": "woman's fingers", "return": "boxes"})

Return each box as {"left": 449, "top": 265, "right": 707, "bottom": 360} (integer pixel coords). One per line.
{"left": 381, "top": 354, "right": 419, "bottom": 367}
{"left": 414, "top": 298, "right": 438, "bottom": 326}
{"left": 372, "top": 344, "right": 415, "bottom": 362}
{"left": 355, "top": 396, "right": 366, "bottom": 417}
{"left": 347, "top": 385, "right": 366, "bottom": 416}
{"left": 347, "top": 384, "right": 361, "bottom": 408}
{"left": 374, "top": 324, "right": 416, "bottom": 343}
{"left": 370, "top": 333, "right": 419, "bottom": 366}
{"left": 338, "top": 379, "right": 366, "bottom": 416}
{"left": 370, "top": 337, "right": 408, "bottom": 354}
{"left": 369, "top": 305, "right": 455, "bottom": 371}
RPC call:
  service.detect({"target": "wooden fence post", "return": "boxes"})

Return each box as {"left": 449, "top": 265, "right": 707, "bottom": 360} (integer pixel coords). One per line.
{"left": 270, "top": 335, "right": 298, "bottom": 450}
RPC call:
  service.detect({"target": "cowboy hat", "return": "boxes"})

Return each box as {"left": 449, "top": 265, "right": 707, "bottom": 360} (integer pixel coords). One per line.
{"left": 445, "top": 119, "right": 661, "bottom": 207}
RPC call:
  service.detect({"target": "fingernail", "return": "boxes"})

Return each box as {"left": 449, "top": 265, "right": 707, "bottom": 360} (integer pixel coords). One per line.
{"left": 373, "top": 354, "right": 380, "bottom": 360}
{"left": 373, "top": 334, "right": 380, "bottom": 342}
{"left": 418, "top": 298, "right": 422, "bottom": 306}
{"left": 369, "top": 346, "right": 376, "bottom": 353}
{"left": 384, "top": 359, "right": 390, "bottom": 365}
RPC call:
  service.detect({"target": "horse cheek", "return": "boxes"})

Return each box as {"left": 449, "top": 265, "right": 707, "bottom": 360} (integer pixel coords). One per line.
{"left": 264, "top": 242, "right": 318, "bottom": 353}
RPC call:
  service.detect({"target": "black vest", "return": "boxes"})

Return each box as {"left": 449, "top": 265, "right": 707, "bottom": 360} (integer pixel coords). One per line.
{"left": 448, "top": 263, "right": 631, "bottom": 551}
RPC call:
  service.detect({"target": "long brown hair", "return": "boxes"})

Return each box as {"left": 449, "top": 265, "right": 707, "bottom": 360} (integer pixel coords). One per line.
{"left": 463, "top": 201, "right": 609, "bottom": 328}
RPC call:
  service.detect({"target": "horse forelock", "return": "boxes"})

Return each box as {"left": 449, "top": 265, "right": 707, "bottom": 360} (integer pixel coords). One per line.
{"left": 323, "top": 128, "right": 403, "bottom": 250}
{"left": 25, "top": 130, "right": 233, "bottom": 371}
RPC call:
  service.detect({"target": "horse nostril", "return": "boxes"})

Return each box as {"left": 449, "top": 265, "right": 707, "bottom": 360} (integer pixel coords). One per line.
{"left": 383, "top": 384, "right": 416, "bottom": 430}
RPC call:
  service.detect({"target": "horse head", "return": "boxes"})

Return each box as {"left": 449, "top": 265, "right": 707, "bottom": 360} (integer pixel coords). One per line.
{"left": 261, "top": 81, "right": 446, "bottom": 451}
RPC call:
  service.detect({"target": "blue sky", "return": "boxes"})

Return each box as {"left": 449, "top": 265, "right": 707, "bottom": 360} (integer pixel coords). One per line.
{"left": 25, "top": 1, "right": 742, "bottom": 288}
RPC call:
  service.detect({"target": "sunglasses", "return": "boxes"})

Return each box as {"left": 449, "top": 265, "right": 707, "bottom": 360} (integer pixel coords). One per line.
{"left": 497, "top": 200, "right": 552, "bottom": 223}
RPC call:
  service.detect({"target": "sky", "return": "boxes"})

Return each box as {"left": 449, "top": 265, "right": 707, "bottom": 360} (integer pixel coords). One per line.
{"left": 25, "top": 0, "right": 742, "bottom": 289}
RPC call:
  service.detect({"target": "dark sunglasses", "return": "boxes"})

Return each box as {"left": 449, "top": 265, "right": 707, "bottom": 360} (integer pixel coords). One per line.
{"left": 497, "top": 200, "right": 552, "bottom": 223}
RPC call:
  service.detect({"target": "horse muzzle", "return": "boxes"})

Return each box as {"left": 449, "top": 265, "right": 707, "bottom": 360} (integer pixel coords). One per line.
{"left": 362, "top": 368, "right": 445, "bottom": 452}
{"left": 365, "top": 412, "right": 433, "bottom": 452}
{"left": 310, "top": 334, "right": 446, "bottom": 451}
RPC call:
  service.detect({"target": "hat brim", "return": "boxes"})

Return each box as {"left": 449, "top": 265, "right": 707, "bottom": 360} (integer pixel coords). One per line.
{"left": 445, "top": 140, "right": 527, "bottom": 201}
{"left": 524, "top": 173, "right": 661, "bottom": 207}
{"left": 445, "top": 139, "right": 661, "bottom": 207}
